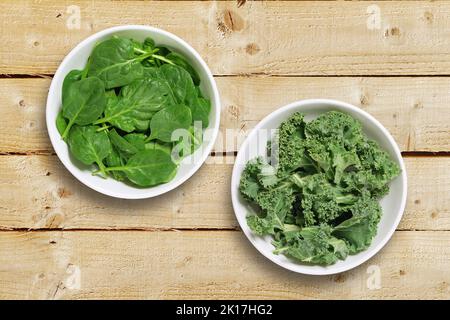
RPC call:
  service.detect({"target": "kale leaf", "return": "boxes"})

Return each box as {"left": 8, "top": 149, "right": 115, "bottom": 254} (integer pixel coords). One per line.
{"left": 240, "top": 111, "right": 400, "bottom": 265}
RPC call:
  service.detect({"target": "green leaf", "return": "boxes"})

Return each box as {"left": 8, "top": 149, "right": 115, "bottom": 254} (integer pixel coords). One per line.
{"left": 88, "top": 37, "right": 148, "bottom": 89}
{"left": 143, "top": 37, "right": 156, "bottom": 51}
{"left": 157, "top": 64, "right": 196, "bottom": 104}
{"left": 147, "top": 104, "right": 192, "bottom": 142}
{"left": 124, "top": 133, "right": 147, "bottom": 151}
{"left": 240, "top": 110, "right": 400, "bottom": 266}
{"left": 188, "top": 96, "right": 211, "bottom": 128}
{"left": 59, "top": 36, "right": 210, "bottom": 187}
{"left": 62, "top": 70, "right": 83, "bottom": 101}
{"left": 145, "top": 141, "right": 172, "bottom": 154}
{"left": 282, "top": 226, "right": 342, "bottom": 265}
{"left": 67, "top": 125, "right": 112, "bottom": 175}
{"left": 61, "top": 77, "right": 106, "bottom": 139}
{"left": 166, "top": 52, "right": 201, "bottom": 85}
{"left": 144, "top": 64, "right": 210, "bottom": 127}
{"left": 106, "top": 149, "right": 177, "bottom": 187}
{"left": 96, "top": 78, "right": 173, "bottom": 132}
{"left": 108, "top": 128, "right": 139, "bottom": 156}
{"left": 56, "top": 110, "right": 68, "bottom": 137}
{"left": 172, "top": 125, "right": 202, "bottom": 159}
{"left": 104, "top": 145, "right": 127, "bottom": 181}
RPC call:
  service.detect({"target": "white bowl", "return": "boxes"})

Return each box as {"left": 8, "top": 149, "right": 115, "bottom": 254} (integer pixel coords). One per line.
{"left": 46, "top": 25, "right": 220, "bottom": 199}
{"left": 231, "top": 99, "right": 407, "bottom": 275}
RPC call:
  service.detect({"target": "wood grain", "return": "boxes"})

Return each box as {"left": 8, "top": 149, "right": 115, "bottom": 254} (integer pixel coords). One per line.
{"left": 0, "top": 155, "right": 447, "bottom": 231}
{"left": 1, "top": 77, "right": 449, "bottom": 153}
{"left": 1, "top": 0, "right": 449, "bottom": 300}
{"left": 1, "top": 1, "right": 450, "bottom": 75}
{"left": 0, "top": 230, "right": 448, "bottom": 299}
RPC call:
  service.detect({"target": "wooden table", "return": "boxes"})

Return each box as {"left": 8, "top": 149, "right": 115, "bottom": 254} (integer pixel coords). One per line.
{"left": 0, "top": 0, "right": 449, "bottom": 300}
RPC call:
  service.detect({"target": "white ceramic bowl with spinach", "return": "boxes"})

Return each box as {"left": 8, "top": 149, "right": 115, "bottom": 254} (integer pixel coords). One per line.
{"left": 47, "top": 25, "right": 220, "bottom": 199}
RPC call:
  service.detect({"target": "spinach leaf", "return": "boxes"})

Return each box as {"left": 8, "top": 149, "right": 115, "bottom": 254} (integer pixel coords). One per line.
{"left": 143, "top": 64, "right": 210, "bottom": 127}
{"left": 158, "top": 64, "right": 196, "bottom": 104}
{"left": 67, "top": 125, "right": 112, "bottom": 175}
{"left": 58, "top": 36, "right": 211, "bottom": 187}
{"left": 143, "top": 38, "right": 156, "bottom": 51}
{"left": 105, "top": 145, "right": 127, "bottom": 181}
{"left": 105, "top": 89, "right": 119, "bottom": 107}
{"left": 88, "top": 37, "right": 150, "bottom": 89}
{"left": 56, "top": 110, "right": 68, "bottom": 137}
{"left": 124, "top": 133, "right": 147, "bottom": 151}
{"left": 61, "top": 77, "right": 106, "bottom": 139}
{"left": 147, "top": 104, "right": 192, "bottom": 142}
{"left": 188, "top": 96, "right": 211, "bottom": 128}
{"left": 106, "top": 149, "right": 177, "bottom": 187}
{"left": 173, "top": 125, "right": 203, "bottom": 159}
{"left": 145, "top": 141, "right": 172, "bottom": 154}
{"left": 95, "top": 78, "right": 172, "bottom": 132}
{"left": 108, "top": 128, "right": 139, "bottom": 156}
{"left": 62, "top": 69, "right": 83, "bottom": 100}
{"left": 166, "top": 52, "right": 200, "bottom": 85}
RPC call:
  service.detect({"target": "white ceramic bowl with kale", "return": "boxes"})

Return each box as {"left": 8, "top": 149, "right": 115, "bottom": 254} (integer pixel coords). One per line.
{"left": 231, "top": 99, "right": 407, "bottom": 275}
{"left": 46, "top": 25, "right": 220, "bottom": 199}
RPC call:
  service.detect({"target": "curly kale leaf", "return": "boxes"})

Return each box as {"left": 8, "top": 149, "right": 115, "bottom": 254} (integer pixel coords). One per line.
{"left": 240, "top": 110, "right": 401, "bottom": 266}
{"left": 245, "top": 178, "right": 296, "bottom": 236}
{"left": 333, "top": 194, "right": 382, "bottom": 254}
{"left": 291, "top": 173, "right": 357, "bottom": 226}
{"left": 273, "top": 224, "right": 349, "bottom": 265}
{"left": 305, "top": 111, "right": 364, "bottom": 149}
{"left": 275, "top": 113, "right": 316, "bottom": 175}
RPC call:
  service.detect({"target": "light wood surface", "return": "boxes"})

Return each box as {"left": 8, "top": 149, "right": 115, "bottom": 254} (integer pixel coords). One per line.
{"left": 2, "top": 1, "right": 450, "bottom": 76}
{"left": 0, "top": 230, "right": 449, "bottom": 299}
{"left": 0, "top": 0, "right": 449, "bottom": 300}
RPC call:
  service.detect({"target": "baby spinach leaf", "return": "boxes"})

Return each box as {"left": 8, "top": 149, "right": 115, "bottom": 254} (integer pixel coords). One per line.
{"left": 61, "top": 77, "right": 106, "bottom": 139}
{"left": 166, "top": 52, "right": 200, "bottom": 85}
{"left": 95, "top": 78, "right": 172, "bottom": 132}
{"left": 88, "top": 37, "right": 150, "bottom": 89}
{"left": 56, "top": 110, "right": 68, "bottom": 137}
{"left": 60, "top": 36, "right": 211, "bottom": 187}
{"left": 67, "top": 125, "right": 112, "bottom": 175}
{"left": 143, "top": 64, "right": 210, "bottom": 127}
{"left": 108, "top": 128, "right": 139, "bottom": 156}
{"left": 147, "top": 104, "right": 192, "bottom": 142}
{"left": 62, "top": 69, "right": 83, "bottom": 100}
{"left": 106, "top": 149, "right": 177, "bottom": 187}
{"left": 105, "top": 89, "right": 119, "bottom": 107}
{"left": 143, "top": 37, "right": 156, "bottom": 51}
{"left": 158, "top": 64, "right": 196, "bottom": 104}
{"left": 124, "top": 133, "right": 147, "bottom": 151}
{"left": 105, "top": 145, "right": 127, "bottom": 181}
{"left": 173, "top": 125, "right": 203, "bottom": 159}
{"left": 188, "top": 96, "right": 211, "bottom": 128}
{"left": 145, "top": 141, "right": 173, "bottom": 155}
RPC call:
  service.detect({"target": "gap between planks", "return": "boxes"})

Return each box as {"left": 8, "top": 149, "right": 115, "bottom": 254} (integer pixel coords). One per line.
{"left": 10, "top": 73, "right": 450, "bottom": 79}
{"left": 0, "top": 228, "right": 448, "bottom": 233}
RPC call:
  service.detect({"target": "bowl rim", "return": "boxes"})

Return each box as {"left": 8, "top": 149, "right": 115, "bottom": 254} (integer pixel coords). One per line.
{"left": 46, "top": 25, "right": 221, "bottom": 199}
{"left": 231, "top": 98, "right": 407, "bottom": 275}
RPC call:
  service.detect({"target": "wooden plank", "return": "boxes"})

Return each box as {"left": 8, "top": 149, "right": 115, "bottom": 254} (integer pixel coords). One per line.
{"left": 217, "top": 76, "right": 450, "bottom": 152}
{"left": 0, "top": 230, "right": 448, "bottom": 299}
{"left": 1, "top": 77, "right": 449, "bottom": 153}
{"left": 0, "top": 155, "right": 233, "bottom": 230}
{"left": 2, "top": 1, "right": 450, "bottom": 75}
{"left": 0, "top": 155, "right": 448, "bottom": 231}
